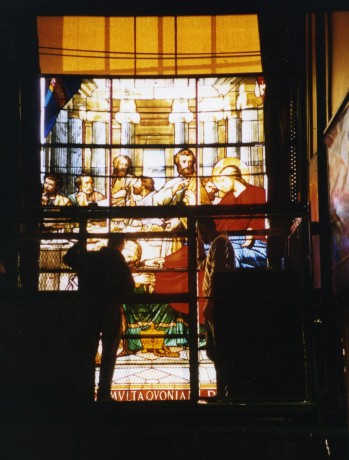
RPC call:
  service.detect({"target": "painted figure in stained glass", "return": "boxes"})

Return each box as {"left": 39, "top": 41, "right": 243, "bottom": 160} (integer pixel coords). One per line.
{"left": 201, "top": 177, "right": 219, "bottom": 205}
{"left": 213, "top": 158, "right": 267, "bottom": 268}
{"left": 41, "top": 173, "right": 72, "bottom": 206}
{"left": 111, "top": 155, "right": 137, "bottom": 207}
{"left": 153, "top": 148, "right": 213, "bottom": 207}
{"left": 132, "top": 176, "right": 156, "bottom": 206}
{"left": 68, "top": 175, "right": 107, "bottom": 206}
{"left": 126, "top": 176, "right": 167, "bottom": 232}
{"left": 119, "top": 239, "right": 189, "bottom": 357}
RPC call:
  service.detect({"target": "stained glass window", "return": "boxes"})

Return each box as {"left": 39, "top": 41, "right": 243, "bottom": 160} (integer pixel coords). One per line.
{"left": 39, "top": 75, "right": 267, "bottom": 401}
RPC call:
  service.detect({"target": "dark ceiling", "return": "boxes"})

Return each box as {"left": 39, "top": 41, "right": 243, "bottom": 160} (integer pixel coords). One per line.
{"left": 4, "top": 0, "right": 349, "bottom": 17}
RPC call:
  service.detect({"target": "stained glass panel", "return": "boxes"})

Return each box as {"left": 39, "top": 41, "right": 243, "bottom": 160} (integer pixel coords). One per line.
{"left": 39, "top": 75, "right": 267, "bottom": 401}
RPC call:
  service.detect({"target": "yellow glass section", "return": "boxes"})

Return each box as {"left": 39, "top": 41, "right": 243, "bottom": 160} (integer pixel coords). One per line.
{"left": 109, "top": 17, "right": 135, "bottom": 74}
{"left": 37, "top": 15, "right": 261, "bottom": 75}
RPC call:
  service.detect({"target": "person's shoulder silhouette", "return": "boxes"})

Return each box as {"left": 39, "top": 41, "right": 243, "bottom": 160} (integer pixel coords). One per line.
{"left": 64, "top": 239, "right": 135, "bottom": 301}
{"left": 97, "top": 244, "right": 135, "bottom": 301}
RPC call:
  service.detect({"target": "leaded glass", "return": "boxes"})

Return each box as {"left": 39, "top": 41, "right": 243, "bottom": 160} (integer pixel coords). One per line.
{"left": 39, "top": 75, "right": 267, "bottom": 401}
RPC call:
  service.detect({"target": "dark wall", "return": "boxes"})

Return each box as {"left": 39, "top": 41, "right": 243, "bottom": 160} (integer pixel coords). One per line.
{"left": 212, "top": 269, "right": 309, "bottom": 401}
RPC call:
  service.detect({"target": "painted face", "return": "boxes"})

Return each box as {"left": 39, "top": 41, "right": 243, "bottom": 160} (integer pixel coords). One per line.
{"left": 214, "top": 175, "right": 234, "bottom": 194}
{"left": 122, "top": 240, "right": 141, "bottom": 264}
{"left": 204, "top": 181, "right": 218, "bottom": 201}
{"left": 177, "top": 154, "right": 195, "bottom": 177}
{"left": 132, "top": 178, "right": 143, "bottom": 195}
{"left": 80, "top": 176, "right": 94, "bottom": 195}
{"left": 115, "top": 157, "right": 130, "bottom": 177}
{"left": 43, "top": 178, "right": 58, "bottom": 196}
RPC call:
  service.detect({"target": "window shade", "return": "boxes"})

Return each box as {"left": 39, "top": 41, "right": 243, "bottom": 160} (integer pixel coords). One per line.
{"left": 37, "top": 15, "right": 261, "bottom": 75}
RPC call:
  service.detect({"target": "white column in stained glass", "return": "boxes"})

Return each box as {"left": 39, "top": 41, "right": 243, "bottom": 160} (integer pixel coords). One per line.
{"left": 237, "top": 84, "right": 260, "bottom": 184}
{"left": 199, "top": 97, "right": 223, "bottom": 176}
{"left": 242, "top": 109, "right": 259, "bottom": 185}
{"left": 115, "top": 99, "right": 140, "bottom": 165}
{"left": 226, "top": 114, "right": 242, "bottom": 159}
{"left": 236, "top": 84, "right": 250, "bottom": 169}
{"left": 169, "top": 99, "right": 193, "bottom": 152}
{"left": 67, "top": 117, "right": 82, "bottom": 194}
{"left": 51, "top": 110, "right": 68, "bottom": 175}
{"left": 91, "top": 121, "right": 106, "bottom": 195}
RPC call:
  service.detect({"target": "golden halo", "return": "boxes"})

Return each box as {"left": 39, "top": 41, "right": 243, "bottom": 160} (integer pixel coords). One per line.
{"left": 212, "top": 157, "right": 250, "bottom": 184}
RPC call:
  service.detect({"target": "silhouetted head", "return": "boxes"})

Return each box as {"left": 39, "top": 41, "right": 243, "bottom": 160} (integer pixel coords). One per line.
{"left": 107, "top": 234, "right": 126, "bottom": 251}
{"left": 196, "top": 217, "right": 218, "bottom": 244}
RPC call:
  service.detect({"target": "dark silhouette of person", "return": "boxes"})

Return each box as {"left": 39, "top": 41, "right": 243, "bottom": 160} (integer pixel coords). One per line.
{"left": 196, "top": 217, "right": 235, "bottom": 401}
{"left": 63, "top": 234, "right": 135, "bottom": 402}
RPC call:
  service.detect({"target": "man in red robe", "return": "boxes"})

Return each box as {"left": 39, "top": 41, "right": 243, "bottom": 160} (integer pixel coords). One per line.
{"left": 212, "top": 158, "right": 267, "bottom": 268}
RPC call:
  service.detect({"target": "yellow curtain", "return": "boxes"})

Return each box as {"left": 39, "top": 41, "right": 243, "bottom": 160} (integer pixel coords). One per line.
{"left": 37, "top": 15, "right": 261, "bottom": 75}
